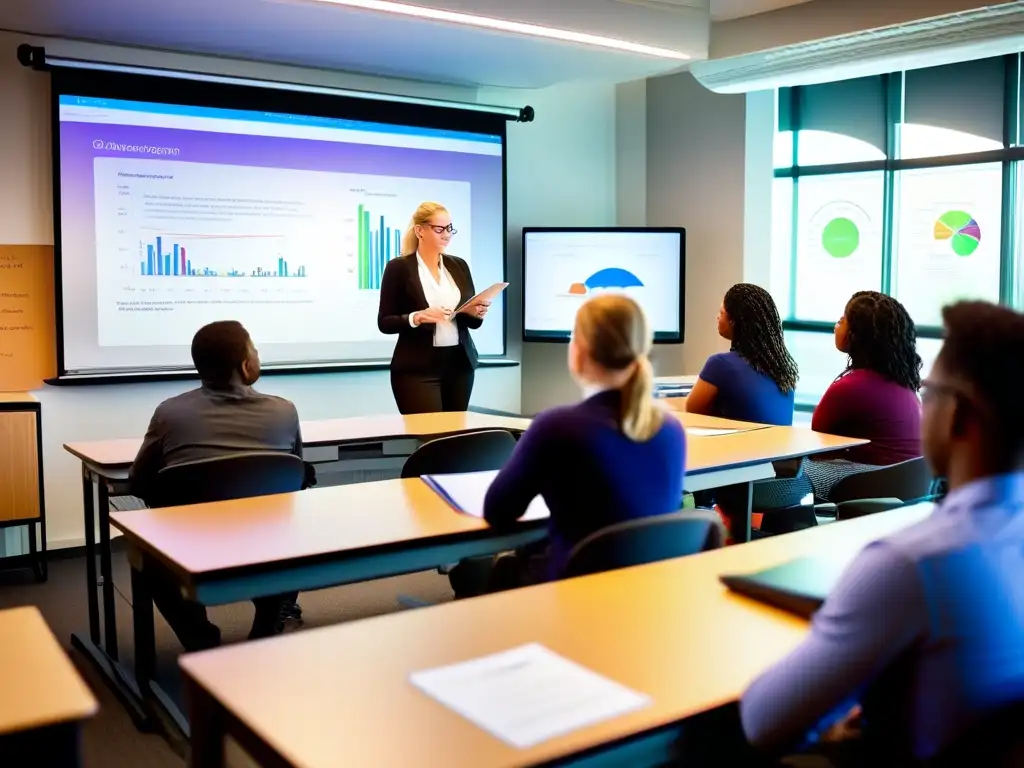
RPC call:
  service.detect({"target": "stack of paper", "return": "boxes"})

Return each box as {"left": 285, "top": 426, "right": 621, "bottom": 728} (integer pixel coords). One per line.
{"left": 410, "top": 643, "right": 651, "bottom": 748}
{"left": 422, "top": 470, "right": 549, "bottom": 521}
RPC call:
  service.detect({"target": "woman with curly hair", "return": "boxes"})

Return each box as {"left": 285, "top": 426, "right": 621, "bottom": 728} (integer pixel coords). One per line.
{"left": 804, "top": 290, "right": 923, "bottom": 498}
{"left": 687, "top": 283, "right": 799, "bottom": 426}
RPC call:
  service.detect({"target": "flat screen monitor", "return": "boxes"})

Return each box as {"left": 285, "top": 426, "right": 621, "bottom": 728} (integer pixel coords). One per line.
{"left": 522, "top": 228, "right": 685, "bottom": 343}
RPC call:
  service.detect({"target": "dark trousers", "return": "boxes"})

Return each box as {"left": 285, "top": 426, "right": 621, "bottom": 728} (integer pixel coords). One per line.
{"left": 391, "top": 346, "right": 475, "bottom": 414}
{"left": 148, "top": 570, "right": 296, "bottom": 652}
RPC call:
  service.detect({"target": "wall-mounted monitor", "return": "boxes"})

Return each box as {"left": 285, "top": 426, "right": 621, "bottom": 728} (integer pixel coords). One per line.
{"left": 522, "top": 227, "right": 685, "bottom": 343}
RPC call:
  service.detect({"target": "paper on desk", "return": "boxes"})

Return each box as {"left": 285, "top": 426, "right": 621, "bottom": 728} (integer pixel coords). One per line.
{"left": 687, "top": 427, "right": 743, "bottom": 437}
{"left": 410, "top": 643, "right": 651, "bottom": 749}
{"left": 456, "top": 282, "right": 509, "bottom": 312}
{"left": 422, "top": 470, "right": 548, "bottom": 521}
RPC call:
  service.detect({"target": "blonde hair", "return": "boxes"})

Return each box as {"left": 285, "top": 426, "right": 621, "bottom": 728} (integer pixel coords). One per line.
{"left": 574, "top": 294, "right": 663, "bottom": 442}
{"left": 402, "top": 201, "right": 448, "bottom": 256}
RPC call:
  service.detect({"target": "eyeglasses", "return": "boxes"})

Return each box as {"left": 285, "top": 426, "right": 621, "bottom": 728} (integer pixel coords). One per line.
{"left": 428, "top": 224, "right": 457, "bottom": 235}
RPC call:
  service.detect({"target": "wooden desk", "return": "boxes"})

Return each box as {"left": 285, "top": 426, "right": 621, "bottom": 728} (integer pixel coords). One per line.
{"left": 0, "top": 607, "right": 98, "bottom": 766}
{"left": 0, "top": 393, "right": 46, "bottom": 581}
{"left": 671, "top": 408, "right": 769, "bottom": 432}
{"left": 62, "top": 409, "right": 531, "bottom": 730}
{"left": 113, "top": 477, "right": 548, "bottom": 739}
{"left": 63, "top": 411, "right": 533, "bottom": 471}
{"left": 684, "top": 427, "right": 865, "bottom": 541}
{"left": 180, "top": 504, "right": 932, "bottom": 768}
{"left": 111, "top": 425, "right": 864, "bottom": 742}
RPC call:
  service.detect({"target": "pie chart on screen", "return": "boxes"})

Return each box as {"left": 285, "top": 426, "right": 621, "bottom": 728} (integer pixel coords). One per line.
{"left": 934, "top": 211, "right": 981, "bottom": 257}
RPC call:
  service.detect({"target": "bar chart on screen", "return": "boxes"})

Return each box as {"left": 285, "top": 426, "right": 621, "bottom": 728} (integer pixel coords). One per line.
{"left": 137, "top": 234, "right": 308, "bottom": 278}
{"left": 341, "top": 176, "right": 473, "bottom": 292}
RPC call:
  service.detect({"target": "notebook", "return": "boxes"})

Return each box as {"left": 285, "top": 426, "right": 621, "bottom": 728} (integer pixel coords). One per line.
{"left": 422, "top": 470, "right": 549, "bottom": 521}
{"left": 719, "top": 556, "right": 846, "bottom": 618}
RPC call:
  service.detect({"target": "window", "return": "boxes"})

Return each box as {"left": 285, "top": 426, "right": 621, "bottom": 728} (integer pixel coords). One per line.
{"left": 893, "top": 164, "right": 1003, "bottom": 326}
{"left": 793, "top": 173, "right": 884, "bottom": 322}
{"left": 774, "top": 53, "right": 1021, "bottom": 407}
{"left": 784, "top": 329, "right": 847, "bottom": 407}
{"left": 900, "top": 58, "right": 1005, "bottom": 160}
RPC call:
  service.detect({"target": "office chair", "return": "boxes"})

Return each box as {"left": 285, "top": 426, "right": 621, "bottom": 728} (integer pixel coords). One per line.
{"left": 154, "top": 452, "right": 307, "bottom": 622}
{"left": 399, "top": 430, "right": 519, "bottom": 605}
{"left": 153, "top": 452, "right": 306, "bottom": 507}
{"left": 400, "top": 429, "right": 518, "bottom": 480}
{"left": 563, "top": 511, "right": 725, "bottom": 579}
{"left": 823, "top": 457, "right": 934, "bottom": 521}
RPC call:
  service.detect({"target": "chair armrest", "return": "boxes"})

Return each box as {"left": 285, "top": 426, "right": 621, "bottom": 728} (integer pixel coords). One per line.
{"left": 813, "top": 503, "right": 837, "bottom": 519}
{"left": 836, "top": 498, "right": 904, "bottom": 521}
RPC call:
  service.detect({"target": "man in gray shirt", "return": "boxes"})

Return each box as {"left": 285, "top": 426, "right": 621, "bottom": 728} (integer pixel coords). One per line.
{"left": 129, "top": 320, "right": 303, "bottom": 650}
{"left": 129, "top": 321, "right": 302, "bottom": 500}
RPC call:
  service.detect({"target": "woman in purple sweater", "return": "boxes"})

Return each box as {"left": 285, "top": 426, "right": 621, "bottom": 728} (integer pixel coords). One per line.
{"left": 483, "top": 294, "right": 686, "bottom": 583}
{"left": 807, "top": 291, "right": 923, "bottom": 498}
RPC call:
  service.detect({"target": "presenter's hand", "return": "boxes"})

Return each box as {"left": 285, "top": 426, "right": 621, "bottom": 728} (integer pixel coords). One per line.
{"left": 460, "top": 300, "right": 490, "bottom": 319}
{"left": 412, "top": 307, "right": 452, "bottom": 325}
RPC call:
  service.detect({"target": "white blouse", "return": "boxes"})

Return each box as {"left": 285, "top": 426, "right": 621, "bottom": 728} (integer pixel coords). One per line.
{"left": 410, "top": 253, "right": 461, "bottom": 347}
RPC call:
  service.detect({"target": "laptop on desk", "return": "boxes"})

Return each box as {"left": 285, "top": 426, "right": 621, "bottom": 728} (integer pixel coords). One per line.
{"left": 720, "top": 556, "right": 846, "bottom": 618}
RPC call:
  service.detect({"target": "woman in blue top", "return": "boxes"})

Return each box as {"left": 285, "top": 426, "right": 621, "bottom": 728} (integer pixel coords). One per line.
{"left": 483, "top": 294, "right": 686, "bottom": 584}
{"left": 687, "top": 283, "right": 799, "bottom": 426}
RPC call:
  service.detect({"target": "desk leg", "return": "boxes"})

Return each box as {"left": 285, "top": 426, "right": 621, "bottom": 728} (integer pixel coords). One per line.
{"left": 130, "top": 554, "right": 191, "bottom": 746}
{"left": 736, "top": 481, "right": 753, "bottom": 543}
{"left": 81, "top": 470, "right": 101, "bottom": 645}
{"left": 0, "top": 721, "right": 85, "bottom": 768}
{"left": 130, "top": 561, "right": 157, "bottom": 693}
{"left": 185, "top": 678, "right": 226, "bottom": 768}
{"left": 97, "top": 480, "right": 119, "bottom": 660}
{"left": 720, "top": 481, "right": 753, "bottom": 544}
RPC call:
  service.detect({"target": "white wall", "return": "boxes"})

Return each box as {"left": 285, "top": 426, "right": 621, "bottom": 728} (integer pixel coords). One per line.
{"left": 480, "top": 81, "right": 621, "bottom": 414}
{"left": 0, "top": 30, "right": 523, "bottom": 549}
{"left": 646, "top": 71, "right": 774, "bottom": 372}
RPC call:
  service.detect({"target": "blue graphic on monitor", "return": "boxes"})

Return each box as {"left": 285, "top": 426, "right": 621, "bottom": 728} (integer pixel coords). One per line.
{"left": 585, "top": 268, "right": 644, "bottom": 289}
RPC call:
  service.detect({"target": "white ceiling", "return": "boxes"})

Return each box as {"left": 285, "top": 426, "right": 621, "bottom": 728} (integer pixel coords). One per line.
{"left": 0, "top": 0, "right": 715, "bottom": 89}
{"left": 710, "top": 0, "right": 815, "bottom": 21}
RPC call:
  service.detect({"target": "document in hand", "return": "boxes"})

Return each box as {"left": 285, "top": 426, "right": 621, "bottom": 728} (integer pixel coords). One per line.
{"left": 410, "top": 643, "right": 651, "bottom": 749}
{"left": 456, "top": 282, "right": 509, "bottom": 312}
{"left": 422, "top": 470, "right": 549, "bottom": 521}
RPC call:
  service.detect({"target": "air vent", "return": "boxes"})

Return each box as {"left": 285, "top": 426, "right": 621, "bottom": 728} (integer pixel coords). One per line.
{"left": 692, "top": 2, "right": 1024, "bottom": 93}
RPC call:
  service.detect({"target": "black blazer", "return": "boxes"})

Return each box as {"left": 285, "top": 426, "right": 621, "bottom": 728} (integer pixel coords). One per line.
{"left": 377, "top": 254, "right": 482, "bottom": 373}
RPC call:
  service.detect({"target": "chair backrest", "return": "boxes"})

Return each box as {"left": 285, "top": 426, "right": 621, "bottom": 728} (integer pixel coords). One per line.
{"left": 828, "top": 457, "right": 933, "bottom": 505}
{"left": 564, "top": 511, "right": 725, "bottom": 579}
{"left": 758, "top": 504, "right": 819, "bottom": 535}
{"left": 401, "top": 430, "right": 518, "bottom": 478}
{"left": 153, "top": 452, "right": 306, "bottom": 507}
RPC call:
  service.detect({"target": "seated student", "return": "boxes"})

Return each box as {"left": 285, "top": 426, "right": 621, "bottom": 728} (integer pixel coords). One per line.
{"left": 483, "top": 294, "right": 686, "bottom": 583}
{"left": 740, "top": 301, "right": 1024, "bottom": 764}
{"left": 806, "top": 290, "right": 923, "bottom": 499}
{"left": 129, "top": 320, "right": 303, "bottom": 651}
{"left": 686, "top": 284, "right": 798, "bottom": 426}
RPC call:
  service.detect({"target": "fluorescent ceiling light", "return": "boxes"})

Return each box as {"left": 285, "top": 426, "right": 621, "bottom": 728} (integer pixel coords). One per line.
{"left": 299, "top": 0, "right": 692, "bottom": 60}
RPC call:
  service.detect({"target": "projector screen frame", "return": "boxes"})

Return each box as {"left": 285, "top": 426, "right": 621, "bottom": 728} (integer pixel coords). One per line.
{"left": 520, "top": 226, "right": 686, "bottom": 345}
{"left": 47, "top": 66, "right": 511, "bottom": 384}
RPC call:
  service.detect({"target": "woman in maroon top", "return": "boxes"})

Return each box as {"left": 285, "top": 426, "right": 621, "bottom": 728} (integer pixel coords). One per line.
{"left": 806, "top": 291, "right": 923, "bottom": 498}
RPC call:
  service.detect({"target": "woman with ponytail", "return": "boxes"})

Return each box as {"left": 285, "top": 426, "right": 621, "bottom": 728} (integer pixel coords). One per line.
{"left": 377, "top": 201, "right": 490, "bottom": 413}
{"left": 483, "top": 294, "right": 686, "bottom": 584}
